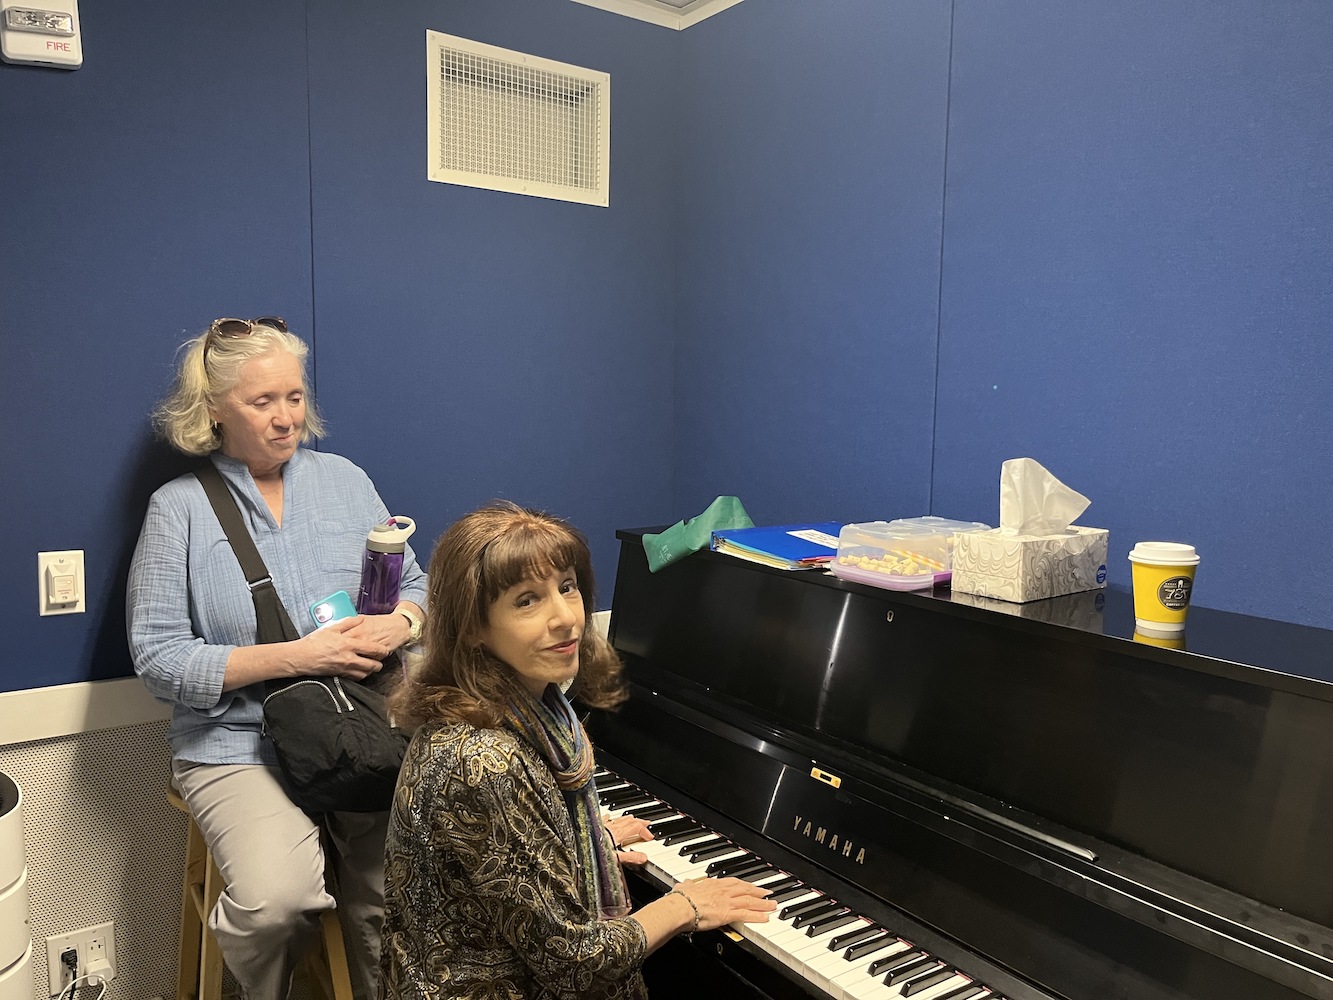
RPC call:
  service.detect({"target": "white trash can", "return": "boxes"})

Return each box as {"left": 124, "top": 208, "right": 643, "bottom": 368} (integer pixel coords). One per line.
{"left": 0, "top": 773, "right": 29, "bottom": 1000}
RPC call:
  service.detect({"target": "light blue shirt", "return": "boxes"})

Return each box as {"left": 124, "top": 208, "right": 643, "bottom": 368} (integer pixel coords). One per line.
{"left": 126, "top": 447, "right": 428, "bottom": 765}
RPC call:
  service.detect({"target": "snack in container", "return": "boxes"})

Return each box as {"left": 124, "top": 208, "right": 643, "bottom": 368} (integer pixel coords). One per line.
{"left": 829, "top": 517, "right": 991, "bottom": 592}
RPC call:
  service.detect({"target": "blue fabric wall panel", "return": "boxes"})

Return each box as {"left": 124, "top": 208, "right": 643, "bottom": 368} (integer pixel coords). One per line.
{"left": 0, "top": 1, "right": 313, "bottom": 693}
{"left": 305, "top": 0, "right": 678, "bottom": 595}
{"left": 934, "top": 0, "right": 1333, "bottom": 623}
{"left": 673, "top": 1, "right": 953, "bottom": 525}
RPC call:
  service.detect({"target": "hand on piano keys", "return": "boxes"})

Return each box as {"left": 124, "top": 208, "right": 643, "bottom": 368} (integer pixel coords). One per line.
{"left": 599, "top": 769, "right": 1009, "bottom": 1000}
{"left": 603, "top": 812, "right": 656, "bottom": 866}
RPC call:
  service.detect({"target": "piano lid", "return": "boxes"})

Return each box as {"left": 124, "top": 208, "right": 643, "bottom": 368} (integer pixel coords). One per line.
{"left": 608, "top": 528, "right": 1333, "bottom": 934}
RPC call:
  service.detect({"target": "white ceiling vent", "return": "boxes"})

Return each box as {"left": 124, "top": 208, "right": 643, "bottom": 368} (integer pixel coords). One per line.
{"left": 570, "top": 0, "right": 744, "bottom": 30}
{"left": 426, "top": 31, "right": 609, "bottom": 207}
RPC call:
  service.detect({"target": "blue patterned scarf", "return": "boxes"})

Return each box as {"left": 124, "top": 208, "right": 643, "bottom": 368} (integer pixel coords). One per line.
{"left": 505, "top": 684, "right": 627, "bottom": 919}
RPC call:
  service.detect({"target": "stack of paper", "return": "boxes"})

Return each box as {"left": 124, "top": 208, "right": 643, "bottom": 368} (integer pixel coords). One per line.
{"left": 710, "top": 522, "right": 842, "bottom": 571}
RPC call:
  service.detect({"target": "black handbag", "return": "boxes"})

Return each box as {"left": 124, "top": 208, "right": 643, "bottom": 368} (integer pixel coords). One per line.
{"left": 196, "top": 464, "right": 409, "bottom": 813}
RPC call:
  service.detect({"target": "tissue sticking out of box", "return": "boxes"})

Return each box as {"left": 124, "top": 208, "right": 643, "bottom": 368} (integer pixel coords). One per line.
{"left": 953, "top": 458, "right": 1108, "bottom": 602}
{"left": 999, "top": 457, "right": 1090, "bottom": 536}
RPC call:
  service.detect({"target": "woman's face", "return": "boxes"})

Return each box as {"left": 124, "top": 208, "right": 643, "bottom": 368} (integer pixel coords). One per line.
{"left": 212, "top": 351, "right": 306, "bottom": 478}
{"left": 481, "top": 564, "right": 585, "bottom": 697}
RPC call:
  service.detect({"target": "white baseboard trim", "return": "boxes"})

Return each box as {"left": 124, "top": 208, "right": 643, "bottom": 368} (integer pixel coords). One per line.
{"left": 0, "top": 677, "right": 170, "bottom": 748}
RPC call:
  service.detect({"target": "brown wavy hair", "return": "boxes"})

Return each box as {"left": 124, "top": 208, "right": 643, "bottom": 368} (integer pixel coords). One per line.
{"left": 390, "top": 501, "right": 627, "bottom": 731}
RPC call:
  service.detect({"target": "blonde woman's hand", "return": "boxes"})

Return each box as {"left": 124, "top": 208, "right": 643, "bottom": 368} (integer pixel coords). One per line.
{"left": 342, "top": 612, "right": 410, "bottom": 658}
{"left": 295, "top": 617, "right": 384, "bottom": 679}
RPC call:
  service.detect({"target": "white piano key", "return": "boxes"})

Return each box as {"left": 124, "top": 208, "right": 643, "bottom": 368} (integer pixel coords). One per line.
{"left": 829, "top": 938, "right": 914, "bottom": 1000}
{"left": 801, "top": 919, "right": 878, "bottom": 975}
{"left": 743, "top": 890, "right": 824, "bottom": 948}
{"left": 676, "top": 848, "right": 748, "bottom": 875}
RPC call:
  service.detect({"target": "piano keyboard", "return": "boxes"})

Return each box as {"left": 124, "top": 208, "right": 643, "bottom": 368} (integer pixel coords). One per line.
{"left": 598, "top": 768, "right": 1008, "bottom": 1000}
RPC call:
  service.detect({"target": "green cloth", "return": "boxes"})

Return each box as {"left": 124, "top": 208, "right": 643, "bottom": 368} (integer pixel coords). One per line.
{"left": 642, "top": 496, "right": 754, "bottom": 572}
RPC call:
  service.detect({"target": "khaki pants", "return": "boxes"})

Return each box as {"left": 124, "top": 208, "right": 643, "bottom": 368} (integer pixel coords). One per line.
{"left": 172, "top": 761, "right": 388, "bottom": 1000}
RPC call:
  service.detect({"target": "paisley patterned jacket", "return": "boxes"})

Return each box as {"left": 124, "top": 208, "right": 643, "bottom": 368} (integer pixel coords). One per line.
{"left": 379, "top": 722, "right": 650, "bottom": 1000}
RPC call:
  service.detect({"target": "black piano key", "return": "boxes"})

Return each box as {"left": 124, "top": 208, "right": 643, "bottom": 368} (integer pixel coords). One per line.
{"left": 601, "top": 789, "right": 647, "bottom": 808}
{"left": 737, "top": 865, "right": 779, "bottom": 882}
{"left": 681, "top": 836, "right": 727, "bottom": 857}
{"left": 885, "top": 957, "right": 941, "bottom": 987}
{"left": 624, "top": 803, "right": 676, "bottom": 821}
{"left": 720, "top": 859, "right": 770, "bottom": 881}
{"left": 934, "top": 988, "right": 985, "bottom": 1000}
{"left": 662, "top": 827, "right": 712, "bottom": 846}
{"left": 706, "top": 853, "right": 758, "bottom": 876}
{"left": 902, "top": 967, "right": 957, "bottom": 995}
{"left": 767, "top": 883, "right": 813, "bottom": 904}
{"left": 688, "top": 842, "right": 738, "bottom": 863}
{"left": 829, "top": 924, "right": 883, "bottom": 950}
{"left": 648, "top": 817, "right": 700, "bottom": 837}
{"left": 778, "top": 895, "right": 831, "bottom": 921}
{"left": 804, "top": 910, "right": 858, "bottom": 936}
{"left": 868, "top": 948, "right": 927, "bottom": 977}
{"left": 613, "top": 791, "right": 655, "bottom": 808}
{"left": 757, "top": 875, "right": 801, "bottom": 894}
{"left": 793, "top": 903, "right": 849, "bottom": 930}
{"left": 845, "top": 932, "right": 899, "bottom": 961}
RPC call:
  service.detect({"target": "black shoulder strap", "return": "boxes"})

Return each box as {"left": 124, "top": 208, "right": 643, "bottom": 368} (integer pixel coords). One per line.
{"left": 195, "top": 463, "right": 301, "bottom": 645}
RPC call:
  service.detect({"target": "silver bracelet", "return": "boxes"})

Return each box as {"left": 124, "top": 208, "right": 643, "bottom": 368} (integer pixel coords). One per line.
{"left": 667, "top": 888, "right": 701, "bottom": 935}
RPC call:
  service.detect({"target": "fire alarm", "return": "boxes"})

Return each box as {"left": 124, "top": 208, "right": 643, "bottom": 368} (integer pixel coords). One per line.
{"left": 0, "top": 0, "right": 82, "bottom": 69}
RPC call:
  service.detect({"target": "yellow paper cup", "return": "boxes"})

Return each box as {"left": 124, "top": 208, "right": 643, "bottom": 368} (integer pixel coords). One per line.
{"left": 1128, "top": 542, "right": 1199, "bottom": 634}
{"left": 1133, "top": 629, "right": 1187, "bottom": 650}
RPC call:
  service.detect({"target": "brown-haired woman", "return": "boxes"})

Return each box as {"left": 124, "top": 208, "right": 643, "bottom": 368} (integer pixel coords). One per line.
{"left": 380, "top": 502, "right": 773, "bottom": 999}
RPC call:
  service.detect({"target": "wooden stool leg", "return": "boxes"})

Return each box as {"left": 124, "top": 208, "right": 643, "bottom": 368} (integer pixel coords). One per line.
{"left": 176, "top": 817, "right": 206, "bottom": 1000}
{"left": 303, "top": 908, "right": 355, "bottom": 1000}
{"left": 199, "top": 850, "right": 225, "bottom": 1000}
{"left": 320, "top": 909, "right": 355, "bottom": 1000}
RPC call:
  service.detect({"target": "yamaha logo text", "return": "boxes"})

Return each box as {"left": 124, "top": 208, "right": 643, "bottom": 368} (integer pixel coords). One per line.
{"left": 793, "top": 815, "right": 866, "bottom": 864}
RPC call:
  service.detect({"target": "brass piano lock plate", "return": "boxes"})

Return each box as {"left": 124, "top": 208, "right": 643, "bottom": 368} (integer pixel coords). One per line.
{"left": 810, "top": 766, "right": 843, "bottom": 789}
{"left": 885, "top": 609, "right": 894, "bottom": 622}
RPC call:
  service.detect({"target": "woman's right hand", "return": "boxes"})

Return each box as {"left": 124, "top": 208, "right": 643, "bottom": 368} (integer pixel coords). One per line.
{"left": 293, "top": 617, "right": 385, "bottom": 679}
{"left": 672, "top": 876, "right": 775, "bottom": 932}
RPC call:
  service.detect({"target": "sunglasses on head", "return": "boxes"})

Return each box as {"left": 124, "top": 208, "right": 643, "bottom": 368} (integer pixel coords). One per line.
{"left": 208, "top": 316, "right": 289, "bottom": 338}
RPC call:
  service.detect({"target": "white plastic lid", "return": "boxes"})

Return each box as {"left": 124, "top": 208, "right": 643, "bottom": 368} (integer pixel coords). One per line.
{"left": 1127, "top": 541, "right": 1199, "bottom": 566}
{"left": 366, "top": 516, "right": 416, "bottom": 553}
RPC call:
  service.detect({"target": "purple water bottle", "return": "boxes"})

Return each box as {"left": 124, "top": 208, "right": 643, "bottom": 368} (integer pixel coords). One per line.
{"left": 356, "top": 516, "right": 417, "bottom": 615}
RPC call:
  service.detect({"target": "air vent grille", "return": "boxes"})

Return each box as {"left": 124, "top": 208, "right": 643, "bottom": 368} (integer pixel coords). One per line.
{"left": 427, "top": 32, "right": 609, "bottom": 206}
{"left": 569, "top": 0, "right": 745, "bottom": 30}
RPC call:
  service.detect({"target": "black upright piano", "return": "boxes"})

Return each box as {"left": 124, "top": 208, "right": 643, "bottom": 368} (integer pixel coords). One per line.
{"left": 585, "top": 529, "right": 1333, "bottom": 1000}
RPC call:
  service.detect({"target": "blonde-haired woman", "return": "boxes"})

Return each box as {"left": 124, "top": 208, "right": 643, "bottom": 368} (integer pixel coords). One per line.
{"left": 127, "top": 317, "right": 426, "bottom": 1000}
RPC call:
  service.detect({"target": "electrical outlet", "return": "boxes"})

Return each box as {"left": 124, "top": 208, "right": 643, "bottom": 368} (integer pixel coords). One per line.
{"left": 45, "top": 921, "right": 115, "bottom": 995}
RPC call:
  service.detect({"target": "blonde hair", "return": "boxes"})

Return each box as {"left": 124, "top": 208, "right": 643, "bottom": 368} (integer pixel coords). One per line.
{"left": 390, "top": 501, "right": 627, "bottom": 731}
{"left": 152, "top": 321, "right": 325, "bottom": 456}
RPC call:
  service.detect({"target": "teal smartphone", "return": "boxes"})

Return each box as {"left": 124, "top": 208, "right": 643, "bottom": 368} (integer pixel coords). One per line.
{"left": 310, "top": 590, "right": 357, "bottom": 629}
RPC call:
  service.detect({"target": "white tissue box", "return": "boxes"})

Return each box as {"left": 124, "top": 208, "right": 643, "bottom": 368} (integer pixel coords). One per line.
{"left": 951, "top": 526, "right": 1109, "bottom": 603}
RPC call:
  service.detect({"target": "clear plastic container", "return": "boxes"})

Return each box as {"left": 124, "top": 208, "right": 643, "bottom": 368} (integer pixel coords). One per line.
{"left": 829, "top": 517, "right": 992, "bottom": 591}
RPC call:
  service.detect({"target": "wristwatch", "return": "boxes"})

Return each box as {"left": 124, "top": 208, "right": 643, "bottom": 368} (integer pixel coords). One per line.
{"left": 397, "top": 606, "right": 424, "bottom": 645}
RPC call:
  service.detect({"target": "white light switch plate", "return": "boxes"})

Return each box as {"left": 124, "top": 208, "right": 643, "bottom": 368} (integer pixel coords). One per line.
{"left": 38, "top": 550, "right": 85, "bottom": 615}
